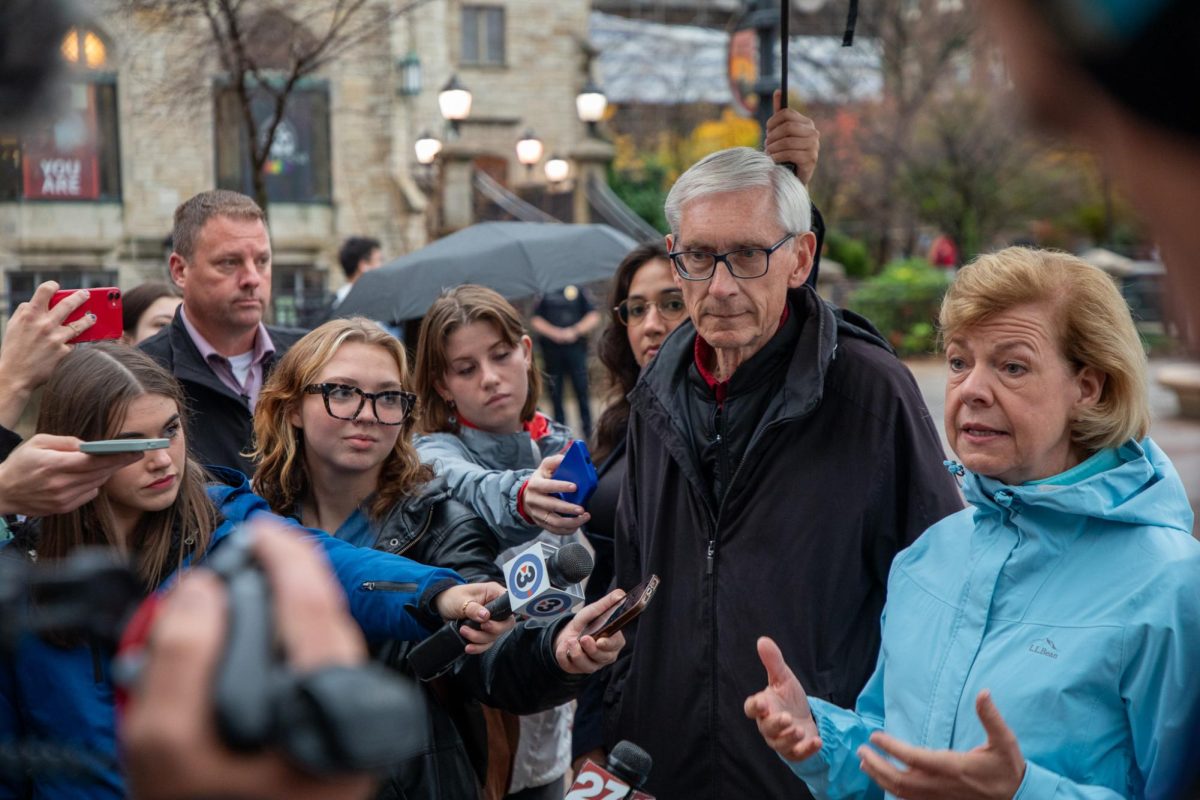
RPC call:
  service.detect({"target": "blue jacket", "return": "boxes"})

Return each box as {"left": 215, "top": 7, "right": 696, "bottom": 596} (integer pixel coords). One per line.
{"left": 791, "top": 438, "right": 1200, "bottom": 799}
{"left": 0, "top": 467, "right": 462, "bottom": 799}
{"left": 415, "top": 415, "right": 573, "bottom": 549}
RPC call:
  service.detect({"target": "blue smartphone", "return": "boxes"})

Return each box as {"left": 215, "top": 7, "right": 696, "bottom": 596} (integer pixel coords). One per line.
{"left": 552, "top": 440, "right": 598, "bottom": 508}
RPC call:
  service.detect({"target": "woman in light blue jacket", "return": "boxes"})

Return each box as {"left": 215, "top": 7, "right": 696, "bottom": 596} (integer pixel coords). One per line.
{"left": 745, "top": 247, "right": 1200, "bottom": 799}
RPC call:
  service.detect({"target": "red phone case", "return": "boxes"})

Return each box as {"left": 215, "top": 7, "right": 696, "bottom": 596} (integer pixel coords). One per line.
{"left": 49, "top": 287, "right": 123, "bottom": 343}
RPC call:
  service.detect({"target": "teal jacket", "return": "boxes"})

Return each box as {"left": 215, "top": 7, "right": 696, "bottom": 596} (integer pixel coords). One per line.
{"left": 791, "top": 438, "right": 1200, "bottom": 799}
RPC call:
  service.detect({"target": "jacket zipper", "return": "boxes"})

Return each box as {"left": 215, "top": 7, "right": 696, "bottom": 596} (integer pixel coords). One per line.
{"left": 90, "top": 642, "right": 104, "bottom": 684}
{"left": 392, "top": 507, "right": 435, "bottom": 556}
{"left": 360, "top": 580, "right": 419, "bottom": 592}
{"left": 704, "top": 415, "right": 788, "bottom": 798}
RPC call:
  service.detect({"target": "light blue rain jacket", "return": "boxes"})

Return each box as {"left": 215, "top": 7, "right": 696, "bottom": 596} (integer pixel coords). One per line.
{"left": 790, "top": 438, "right": 1200, "bottom": 799}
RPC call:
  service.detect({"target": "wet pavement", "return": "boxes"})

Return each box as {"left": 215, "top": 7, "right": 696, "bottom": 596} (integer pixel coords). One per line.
{"left": 904, "top": 357, "right": 1200, "bottom": 530}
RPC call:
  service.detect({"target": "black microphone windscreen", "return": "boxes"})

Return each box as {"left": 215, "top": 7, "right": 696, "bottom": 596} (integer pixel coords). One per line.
{"left": 548, "top": 542, "right": 593, "bottom": 586}
{"left": 608, "top": 740, "right": 652, "bottom": 787}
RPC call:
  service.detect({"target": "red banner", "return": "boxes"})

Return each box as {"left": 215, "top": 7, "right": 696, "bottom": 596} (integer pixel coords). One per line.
{"left": 21, "top": 85, "right": 100, "bottom": 200}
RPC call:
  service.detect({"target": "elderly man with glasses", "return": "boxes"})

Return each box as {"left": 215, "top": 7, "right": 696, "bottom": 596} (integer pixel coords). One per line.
{"left": 600, "top": 147, "right": 963, "bottom": 799}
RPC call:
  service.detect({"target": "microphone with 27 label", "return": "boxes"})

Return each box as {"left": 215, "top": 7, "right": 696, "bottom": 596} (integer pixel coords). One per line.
{"left": 565, "top": 740, "right": 654, "bottom": 800}
{"left": 406, "top": 541, "right": 593, "bottom": 680}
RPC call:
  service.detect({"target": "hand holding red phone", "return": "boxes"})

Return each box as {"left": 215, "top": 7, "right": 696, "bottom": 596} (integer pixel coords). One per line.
{"left": 0, "top": 281, "right": 101, "bottom": 429}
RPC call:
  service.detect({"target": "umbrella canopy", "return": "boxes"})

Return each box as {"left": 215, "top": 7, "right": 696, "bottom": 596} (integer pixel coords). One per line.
{"left": 1080, "top": 247, "right": 1136, "bottom": 277}
{"left": 337, "top": 221, "right": 639, "bottom": 323}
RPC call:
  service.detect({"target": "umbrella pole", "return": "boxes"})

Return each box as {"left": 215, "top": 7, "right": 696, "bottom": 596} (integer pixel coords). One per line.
{"left": 780, "top": 0, "right": 788, "bottom": 110}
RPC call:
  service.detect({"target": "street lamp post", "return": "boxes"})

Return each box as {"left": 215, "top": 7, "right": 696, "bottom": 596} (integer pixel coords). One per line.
{"left": 544, "top": 154, "right": 570, "bottom": 185}
{"left": 438, "top": 74, "right": 472, "bottom": 137}
{"left": 515, "top": 129, "right": 544, "bottom": 178}
{"left": 575, "top": 80, "right": 608, "bottom": 138}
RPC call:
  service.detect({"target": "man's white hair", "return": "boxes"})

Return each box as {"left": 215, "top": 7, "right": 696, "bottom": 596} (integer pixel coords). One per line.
{"left": 664, "top": 147, "right": 812, "bottom": 239}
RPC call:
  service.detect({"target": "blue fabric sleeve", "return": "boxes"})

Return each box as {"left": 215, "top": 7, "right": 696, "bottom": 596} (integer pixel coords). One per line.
{"left": 1114, "top": 566, "right": 1200, "bottom": 800}
{"left": 296, "top": 522, "right": 465, "bottom": 643}
{"left": 788, "top": 658, "right": 886, "bottom": 800}
{"left": 785, "top": 609, "right": 891, "bottom": 800}
{"left": 1013, "top": 760, "right": 1124, "bottom": 799}
{"left": 414, "top": 434, "right": 540, "bottom": 549}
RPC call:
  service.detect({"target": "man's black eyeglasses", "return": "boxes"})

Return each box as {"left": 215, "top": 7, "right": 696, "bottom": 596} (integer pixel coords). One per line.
{"left": 303, "top": 384, "right": 415, "bottom": 425}
{"left": 669, "top": 233, "right": 797, "bottom": 281}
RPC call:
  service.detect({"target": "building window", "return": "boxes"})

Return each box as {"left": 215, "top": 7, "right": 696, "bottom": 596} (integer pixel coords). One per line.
{"left": 6, "top": 269, "right": 119, "bottom": 315}
{"left": 271, "top": 263, "right": 327, "bottom": 328}
{"left": 461, "top": 6, "right": 505, "bottom": 66}
{"left": 214, "top": 83, "right": 333, "bottom": 204}
{"left": 0, "top": 27, "right": 121, "bottom": 202}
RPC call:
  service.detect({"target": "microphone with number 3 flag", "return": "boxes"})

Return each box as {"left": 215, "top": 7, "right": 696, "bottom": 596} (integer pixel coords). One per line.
{"left": 407, "top": 541, "right": 592, "bottom": 680}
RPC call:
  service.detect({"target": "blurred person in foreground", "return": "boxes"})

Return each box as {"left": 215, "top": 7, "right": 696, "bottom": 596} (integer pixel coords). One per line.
{"left": 601, "top": 145, "right": 962, "bottom": 799}
{"left": 746, "top": 248, "right": 1200, "bottom": 799}
{"left": 122, "top": 521, "right": 377, "bottom": 800}
{"left": 980, "top": 0, "right": 1200, "bottom": 343}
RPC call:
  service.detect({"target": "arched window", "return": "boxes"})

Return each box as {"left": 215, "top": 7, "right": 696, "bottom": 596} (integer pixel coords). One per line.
{"left": 0, "top": 25, "right": 121, "bottom": 202}
{"left": 60, "top": 27, "right": 110, "bottom": 70}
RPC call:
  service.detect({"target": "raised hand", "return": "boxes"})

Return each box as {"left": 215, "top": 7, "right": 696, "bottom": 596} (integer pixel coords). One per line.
{"left": 0, "top": 281, "right": 96, "bottom": 428}
{"left": 764, "top": 90, "right": 820, "bottom": 186}
{"left": 857, "top": 690, "right": 1026, "bottom": 799}
{"left": 0, "top": 434, "right": 141, "bottom": 516}
{"left": 743, "top": 636, "right": 822, "bottom": 762}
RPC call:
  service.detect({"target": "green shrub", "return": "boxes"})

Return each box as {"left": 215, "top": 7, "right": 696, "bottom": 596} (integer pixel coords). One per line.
{"left": 824, "top": 229, "right": 874, "bottom": 278}
{"left": 848, "top": 258, "right": 952, "bottom": 357}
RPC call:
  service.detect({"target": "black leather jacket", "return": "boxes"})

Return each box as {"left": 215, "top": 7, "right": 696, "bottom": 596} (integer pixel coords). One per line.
{"left": 370, "top": 478, "right": 584, "bottom": 800}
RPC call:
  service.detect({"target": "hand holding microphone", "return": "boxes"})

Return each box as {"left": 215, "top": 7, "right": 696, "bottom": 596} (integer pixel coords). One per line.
{"left": 432, "top": 581, "right": 514, "bottom": 655}
{"left": 407, "top": 541, "right": 594, "bottom": 680}
{"left": 566, "top": 741, "right": 655, "bottom": 800}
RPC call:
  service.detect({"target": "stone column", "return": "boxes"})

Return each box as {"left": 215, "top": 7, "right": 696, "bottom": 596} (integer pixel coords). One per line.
{"left": 568, "top": 137, "right": 615, "bottom": 224}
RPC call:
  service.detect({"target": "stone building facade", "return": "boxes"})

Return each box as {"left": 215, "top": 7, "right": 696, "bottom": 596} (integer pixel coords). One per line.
{"left": 0, "top": 0, "right": 597, "bottom": 326}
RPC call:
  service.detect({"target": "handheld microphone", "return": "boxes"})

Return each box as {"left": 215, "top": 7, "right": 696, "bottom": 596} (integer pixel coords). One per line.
{"left": 565, "top": 741, "right": 654, "bottom": 800}
{"left": 406, "top": 541, "right": 593, "bottom": 681}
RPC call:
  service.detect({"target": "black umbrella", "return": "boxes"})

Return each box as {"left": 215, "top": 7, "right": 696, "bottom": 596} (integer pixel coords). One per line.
{"left": 337, "top": 221, "right": 638, "bottom": 323}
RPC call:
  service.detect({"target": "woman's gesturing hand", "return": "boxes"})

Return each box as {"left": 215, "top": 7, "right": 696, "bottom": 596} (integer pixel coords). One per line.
{"left": 857, "top": 690, "right": 1026, "bottom": 800}
{"left": 743, "top": 636, "right": 823, "bottom": 762}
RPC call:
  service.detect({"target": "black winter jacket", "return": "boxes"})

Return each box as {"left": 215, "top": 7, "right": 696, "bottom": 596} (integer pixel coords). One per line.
{"left": 604, "top": 286, "right": 963, "bottom": 799}
{"left": 139, "top": 309, "right": 305, "bottom": 475}
{"left": 364, "top": 478, "right": 584, "bottom": 800}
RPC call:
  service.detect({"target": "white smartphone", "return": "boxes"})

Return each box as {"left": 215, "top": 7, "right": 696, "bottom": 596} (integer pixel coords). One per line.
{"left": 79, "top": 438, "right": 170, "bottom": 454}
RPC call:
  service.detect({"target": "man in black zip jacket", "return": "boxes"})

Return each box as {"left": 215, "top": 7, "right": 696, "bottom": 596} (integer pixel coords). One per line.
{"left": 141, "top": 190, "right": 305, "bottom": 475}
{"left": 601, "top": 147, "right": 963, "bottom": 799}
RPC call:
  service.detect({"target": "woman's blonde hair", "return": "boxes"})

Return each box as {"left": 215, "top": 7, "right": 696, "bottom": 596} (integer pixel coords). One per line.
{"left": 250, "top": 318, "right": 432, "bottom": 520}
{"left": 413, "top": 285, "right": 541, "bottom": 434}
{"left": 940, "top": 247, "right": 1149, "bottom": 452}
